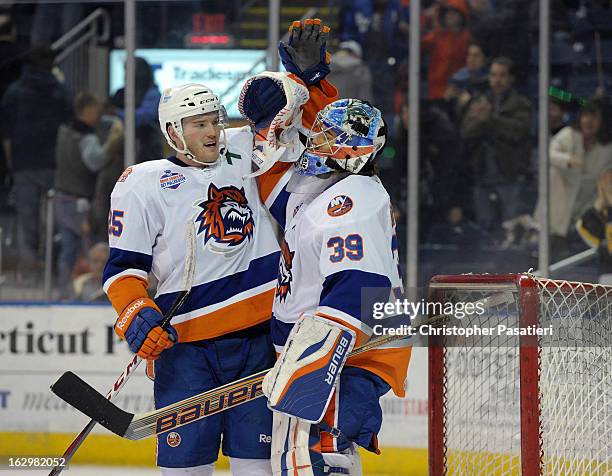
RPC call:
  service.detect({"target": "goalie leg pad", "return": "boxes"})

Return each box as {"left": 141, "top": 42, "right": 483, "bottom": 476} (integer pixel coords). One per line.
{"left": 271, "top": 411, "right": 315, "bottom": 476}
{"left": 322, "top": 446, "right": 362, "bottom": 476}
{"left": 271, "top": 412, "right": 360, "bottom": 476}
{"left": 263, "top": 315, "right": 356, "bottom": 423}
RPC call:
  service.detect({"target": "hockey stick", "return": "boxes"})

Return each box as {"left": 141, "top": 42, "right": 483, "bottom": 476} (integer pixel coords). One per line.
{"left": 48, "top": 222, "right": 197, "bottom": 476}
{"left": 50, "top": 291, "right": 512, "bottom": 441}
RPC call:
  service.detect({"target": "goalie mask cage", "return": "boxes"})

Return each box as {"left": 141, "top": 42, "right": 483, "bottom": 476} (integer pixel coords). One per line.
{"left": 428, "top": 273, "right": 611, "bottom": 476}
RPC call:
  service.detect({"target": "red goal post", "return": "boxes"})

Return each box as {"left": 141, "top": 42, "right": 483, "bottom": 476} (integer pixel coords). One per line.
{"left": 427, "top": 273, "right": 611, "bottom": 476}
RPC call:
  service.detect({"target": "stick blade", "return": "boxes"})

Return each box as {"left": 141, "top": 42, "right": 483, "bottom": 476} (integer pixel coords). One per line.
{"left": 51, "top": 371, "right": 134, "bottom": 437}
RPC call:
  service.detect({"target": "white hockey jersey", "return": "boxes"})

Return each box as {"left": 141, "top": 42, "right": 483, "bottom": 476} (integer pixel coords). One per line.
{"left": 103, "top": 127, "right": 280, "bottom": 342}
{"left": 258, "top": 164, "right": 411, "bottom": 397}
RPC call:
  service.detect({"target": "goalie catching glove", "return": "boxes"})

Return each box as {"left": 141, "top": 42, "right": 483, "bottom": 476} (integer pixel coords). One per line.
{"left": 239, "top": 71, "right": 309, "bottom": 177}
{"left": 262, "top": 314, "right": 356, "bottom": 423}
{"left": 114, "top": 297, "right": 177, "bottom": 360}
{"left": 279, "top": 18, "right": 331, "bottom": 86}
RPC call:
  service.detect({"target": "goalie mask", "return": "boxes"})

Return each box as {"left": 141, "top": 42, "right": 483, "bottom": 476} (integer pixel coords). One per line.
{"left": 296, "top": 99, "right": 386, "bottom": 176}
{"left": 158, "top": 83, "right": 228, "bottom": 165}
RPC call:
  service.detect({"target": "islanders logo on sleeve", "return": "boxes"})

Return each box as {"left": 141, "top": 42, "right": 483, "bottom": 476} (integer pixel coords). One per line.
{"left": 327, "top": 195, "right": 354, "bottom": 217}
{"left": 195, "top": 183, "right": 254, "bottom": 252}
{"left": 276, "top": 239, "right": 294, "bottom": 302}
{"left": 159, "top": 170, "right": 187, "bottom": 190}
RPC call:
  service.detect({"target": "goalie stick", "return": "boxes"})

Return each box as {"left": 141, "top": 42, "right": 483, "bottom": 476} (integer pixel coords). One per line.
{"left": 48, "top": 222, "right": 197, "bottom": 476}
{"left": 51, "top": 291, "right": 512, "bottom": 441}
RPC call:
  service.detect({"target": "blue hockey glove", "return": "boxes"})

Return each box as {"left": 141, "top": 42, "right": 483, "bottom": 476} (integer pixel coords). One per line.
{"left": 114, "top": 297, "right": 178, "bottom": 360}
{"left": 278, "top": 18, "right": 331, "bottom": 86}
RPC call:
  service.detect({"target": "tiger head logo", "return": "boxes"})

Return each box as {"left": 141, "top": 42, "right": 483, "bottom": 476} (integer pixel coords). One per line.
{"left": 195, "top": 184, "right": 255, "bottom": 252}
{"left": 276, "top": 239, "right": 294, "bottom": 302}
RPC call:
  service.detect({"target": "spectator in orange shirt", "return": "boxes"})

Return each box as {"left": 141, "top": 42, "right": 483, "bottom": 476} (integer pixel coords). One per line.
{"left": 421, "top": 0, "right": 472, "bottom": 100}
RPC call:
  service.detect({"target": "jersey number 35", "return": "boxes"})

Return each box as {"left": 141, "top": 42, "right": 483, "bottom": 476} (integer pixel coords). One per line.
{"left": 108, "top": 210, "right": 125, "bottom": 237}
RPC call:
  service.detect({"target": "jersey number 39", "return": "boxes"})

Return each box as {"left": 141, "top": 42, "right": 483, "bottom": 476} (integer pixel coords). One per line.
{"left": 327, "top": 234, "right": 364, "bottom": 262}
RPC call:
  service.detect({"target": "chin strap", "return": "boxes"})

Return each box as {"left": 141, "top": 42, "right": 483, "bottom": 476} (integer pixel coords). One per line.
{"left": 172, "top": 126, "right": 227, "bottom": 166}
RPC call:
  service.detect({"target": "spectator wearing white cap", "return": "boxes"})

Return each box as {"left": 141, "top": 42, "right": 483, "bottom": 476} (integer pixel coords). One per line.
{"left": 328, "top": 40, "right": 374, "bottom": 104}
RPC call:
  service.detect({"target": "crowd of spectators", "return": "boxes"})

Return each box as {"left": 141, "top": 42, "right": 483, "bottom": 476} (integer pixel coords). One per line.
{"left": 1, "top": 0, "right": 612, "bottom": 297}
{"left": 1, "top": 47, "right": 72, "bottom": 283}
{"left": 336, "top": 0, "right": 612, "bottom": 281}
{"left": 54, "top": 92, "right": 123, "bottom": 298}
{"left": 460, "top": 57, "right": 533, "bottom": 235}
{"left": 0, "top": 30, "right": 161, "bottom": 298}
{"left": 542, "top": 98, "right": 612, "bottom": 261}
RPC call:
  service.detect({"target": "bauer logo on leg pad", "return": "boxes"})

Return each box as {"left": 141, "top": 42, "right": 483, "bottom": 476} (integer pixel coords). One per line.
{"left": 264, "top": 315, "right": 356, "bottom": 423}
{"left": 325, "top": 335, "right": 351, "bottom": 385}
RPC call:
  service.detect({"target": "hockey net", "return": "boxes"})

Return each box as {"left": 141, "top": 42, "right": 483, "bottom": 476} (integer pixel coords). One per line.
{"left": 428, "top": 274, "right": 611, "bottom": 476}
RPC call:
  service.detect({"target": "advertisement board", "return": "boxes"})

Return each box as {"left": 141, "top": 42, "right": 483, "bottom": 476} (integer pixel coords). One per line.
{"left": 0, "top": 305, "right": 154, "bottom": 435}
{"left": 109, "top": 49, "right": 267, "bottom": 118}
{"left": 0, "top": 305, "right": 428, "bottom": 473}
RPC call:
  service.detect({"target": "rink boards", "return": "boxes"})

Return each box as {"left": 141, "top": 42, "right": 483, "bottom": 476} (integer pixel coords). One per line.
{"left": 0, "top": 304, "right": 428, "bottom": 475}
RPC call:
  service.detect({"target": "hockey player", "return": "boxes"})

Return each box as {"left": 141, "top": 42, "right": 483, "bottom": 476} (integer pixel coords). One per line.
{"left": 102, "top": 19, "right": 337, "bottom": 476}
{"left": 104, "top": 83, "right": 279, "bottom": 476}
{"left": 240, "top": 87, "right": 412, "bottom": 474}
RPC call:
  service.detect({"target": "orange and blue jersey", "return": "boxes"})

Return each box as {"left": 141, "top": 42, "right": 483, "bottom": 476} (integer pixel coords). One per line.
{"left": 103, "top": 126, "right": 280, "bottom": 342}
{"left": 103, "top": 76, "right": 338, "bottom": 342}
{"left": 263, "top": 170, "right": 411, "bottom": 398}
{"left": 254, "top": 78, "right": 410, "bottom": 397}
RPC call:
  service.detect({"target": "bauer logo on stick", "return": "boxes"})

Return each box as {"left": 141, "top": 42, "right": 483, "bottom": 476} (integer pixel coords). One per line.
{"left": 155, "top": 379, "right": 263, "bottom": 434}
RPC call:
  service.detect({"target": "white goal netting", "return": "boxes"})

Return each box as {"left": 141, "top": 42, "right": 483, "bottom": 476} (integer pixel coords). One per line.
{"left": 428, "top": 275, "right": 611, "bottom": 476}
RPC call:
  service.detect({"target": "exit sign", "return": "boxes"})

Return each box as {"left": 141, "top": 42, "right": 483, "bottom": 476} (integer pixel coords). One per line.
{"left": 193, "top": 13, "right": 226, "bottom": 34}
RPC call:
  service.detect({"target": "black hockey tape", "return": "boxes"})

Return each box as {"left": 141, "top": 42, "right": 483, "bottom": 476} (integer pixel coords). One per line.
{"left": 51, "top": 371, "right": 134, "bottom": 437}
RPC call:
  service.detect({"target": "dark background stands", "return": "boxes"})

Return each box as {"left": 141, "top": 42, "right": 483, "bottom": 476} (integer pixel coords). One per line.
{"left": 0, "top": 46, "right": 72, "bottom": 280}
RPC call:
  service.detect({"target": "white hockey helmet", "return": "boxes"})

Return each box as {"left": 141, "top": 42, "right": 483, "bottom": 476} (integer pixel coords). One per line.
{"left": 158, "top": 83, "right": 228, "bottom": 164}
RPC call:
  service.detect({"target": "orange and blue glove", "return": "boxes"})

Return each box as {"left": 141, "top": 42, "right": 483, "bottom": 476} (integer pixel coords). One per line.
{"left": 278, "top": 18, "right": 331, "bottom": 86}
{"left": 114, "top": 297, "right": 177, "bottom": 359}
